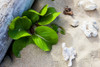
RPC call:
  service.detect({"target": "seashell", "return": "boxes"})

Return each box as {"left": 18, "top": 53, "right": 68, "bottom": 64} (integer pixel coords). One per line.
{"left": 62, "top": 43, "right": 76, "bottom": 67}
{"left": 78, "top": 0, "right": 97, "bottom": 11}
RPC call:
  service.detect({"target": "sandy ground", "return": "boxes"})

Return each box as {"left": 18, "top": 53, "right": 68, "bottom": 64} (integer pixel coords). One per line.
{"left": 1, "top": 0, "right": 100, "bottom": 67}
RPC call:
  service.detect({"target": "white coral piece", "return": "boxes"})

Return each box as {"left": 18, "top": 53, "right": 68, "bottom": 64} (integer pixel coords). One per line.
{"left": 81, "top": 20, "right": 99, "bottom": 37}
{"left": 62, "top": 43, "right": 76, "bottom": 67}
{"left": 78, "top": 0, "right": 97, "bottom": 11}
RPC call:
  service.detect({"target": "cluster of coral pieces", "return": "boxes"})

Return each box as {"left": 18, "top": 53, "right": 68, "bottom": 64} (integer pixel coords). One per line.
{"left": 62, "top": 0, "right": 99, "bottom": 67}
{"left": 78, "top": 0, "right": 99, "bottom": 38}
{"left": 69, "top": 0, "right": 99, "bottom": 38}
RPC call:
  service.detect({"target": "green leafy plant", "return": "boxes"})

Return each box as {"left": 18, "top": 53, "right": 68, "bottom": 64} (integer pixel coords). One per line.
{"left": 8, "top": 4, "right": 63, "bottom": 57}
{"left": 52, "top": 0, "right": 55, "bottom": 1}
{"left": 51, "top": 24, "right": 65, "bottom": 35}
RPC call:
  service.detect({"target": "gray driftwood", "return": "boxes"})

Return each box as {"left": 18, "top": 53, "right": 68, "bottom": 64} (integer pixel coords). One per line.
{"left": 0, "top": 0, "right": 34, "bottom": 63}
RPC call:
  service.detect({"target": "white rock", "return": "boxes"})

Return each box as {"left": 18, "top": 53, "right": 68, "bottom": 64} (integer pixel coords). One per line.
{"left": 78, "top": 0, "right": 97, "bottom": 11}
{"left": 81, "top": 20, "right": 99, "bottom": 37}
{"left": 71, "top": 19, "right": 79, "bottom": 27}
{"left": 62, "top": 43, "right": 76, "bottom": 67}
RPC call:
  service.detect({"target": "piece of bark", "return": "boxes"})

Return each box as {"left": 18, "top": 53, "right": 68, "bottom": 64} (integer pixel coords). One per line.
{"left": 0, "top": 0, "right": 34, "bottom": 63}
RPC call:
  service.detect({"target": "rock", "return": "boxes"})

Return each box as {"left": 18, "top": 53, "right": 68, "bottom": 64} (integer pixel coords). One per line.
{"left": 71, "top": 19, "right": 79, "bottom": 28}
{"left": 78, "top": 0, "right": 97, "bottom": 11}
{"left": 0, "top": 0, "right": 34, "bottom": 63}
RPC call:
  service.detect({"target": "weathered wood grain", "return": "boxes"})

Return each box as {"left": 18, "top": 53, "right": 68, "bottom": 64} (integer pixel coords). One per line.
{"left": 0, "top": 0, "right": 34, "bottom": 63}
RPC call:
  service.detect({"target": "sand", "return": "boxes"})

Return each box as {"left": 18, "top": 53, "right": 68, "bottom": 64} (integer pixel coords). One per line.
{"left": 1, "top": 0, "right": 100, "bottom": 67}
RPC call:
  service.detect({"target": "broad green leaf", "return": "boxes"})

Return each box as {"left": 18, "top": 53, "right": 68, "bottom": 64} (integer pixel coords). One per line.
{"left": 8, "top": 29, "right": 31, "bottom": 40}
{"left": 32, "top": 26, "right": 58, "bottom": 51}
{"left": 45, "top": 7, "right": 57, "bottom": 16}
{"left": 51, "top": 24, "right": 65, "bottom": 35}
{"left": 51, "top": 24, "right": 59, "bottom": 33}
{"left": 38, "top": 12, "right": 61, "bottom": 25}
{"left": 9, "top": 16, "right": 19, "bottom": 30}
{"left": 35, "top": 26, "right": 58, "bottom": 45}
{"left": 9, "top": 16, "right": 32, "bottom": 30}
{"left": 22, "top": 10, "right": 39, "bottom": 24}
{"left": 24, "top": 4, "right": 48, "bottom": 16}
{"left": 32, "top": 35, "right": 51, "bottom": 51}
{"left": 38, "top": 7, "right": 60, "bottom": 25}
{"left": 28, "top": 9, "right": 40, "bottom": 15}
{"left": 39, "top": 4, "right": 48, "bottom": 16}
{"left": 13, "top": 37, "right": 33, "bottom": 57}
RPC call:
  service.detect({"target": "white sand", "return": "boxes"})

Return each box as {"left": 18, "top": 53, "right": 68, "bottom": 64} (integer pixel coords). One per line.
{"left": 1, "top": 0, "right": 100, "bottom": 67}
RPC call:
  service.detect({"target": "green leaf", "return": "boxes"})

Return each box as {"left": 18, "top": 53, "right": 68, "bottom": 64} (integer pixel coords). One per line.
{"left": 38, "top": 7, "right": 60, "bottom": 25}
{"left": 39, "top": 4, "right": 48, "bottom": 16}
{"left": 51, "top": 24, "right": 59, "bottom": 33}
{"left": 28, "top": 9, "right": 40, "bottom": 15}
{"left": 35, "top": 26, "right": 58, "bottom": 45}
{"left": 32, "top": 26, "right": 58, "bottom": 51}
{"left": 51, "top": 24, "right": 65, "bottom": 35}
{"left": 8, "top": 29, "right": 31, "bottom": 40}
{"left": 22, "top": 10, "right": 39, "bottom": 24}
{"left": 24, "top": 4, "right": 48, "bottom": 16}
{"left": 60, "top": 30, "right": 65, "bottom": 35}
{"left": 60, "top": 26, "right": 65, "bottom": 35}
{"left": 52, "top": 0, "right": 55, "bottom": 1}
{"left": 45, "top": 7, "right": 57, "bottom": 16}
{"left": 32, "top": 35, "right": 51, "bottom": 51}
{"left": 13, "top": 37, "right": 33, "bottom": 57}
{"left": 9, "top": 16, "right": 32, "bottom": 30}
{"left": 38, "top": 12, "right": 60, "bottom": 25}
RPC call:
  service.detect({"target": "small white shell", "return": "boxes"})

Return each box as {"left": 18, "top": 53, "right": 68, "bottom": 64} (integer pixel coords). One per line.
{"left": 62, "top": 43, "right": 76, "bottom": 67}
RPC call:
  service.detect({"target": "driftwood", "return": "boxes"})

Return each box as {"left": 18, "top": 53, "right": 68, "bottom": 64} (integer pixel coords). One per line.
{"left": 0, "top": 0, "right": 34, "bottom": 63}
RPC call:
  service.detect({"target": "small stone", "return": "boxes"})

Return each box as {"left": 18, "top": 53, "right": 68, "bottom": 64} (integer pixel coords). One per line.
{"left": 71, "top": 20, "right": 79, "bottom": 28}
